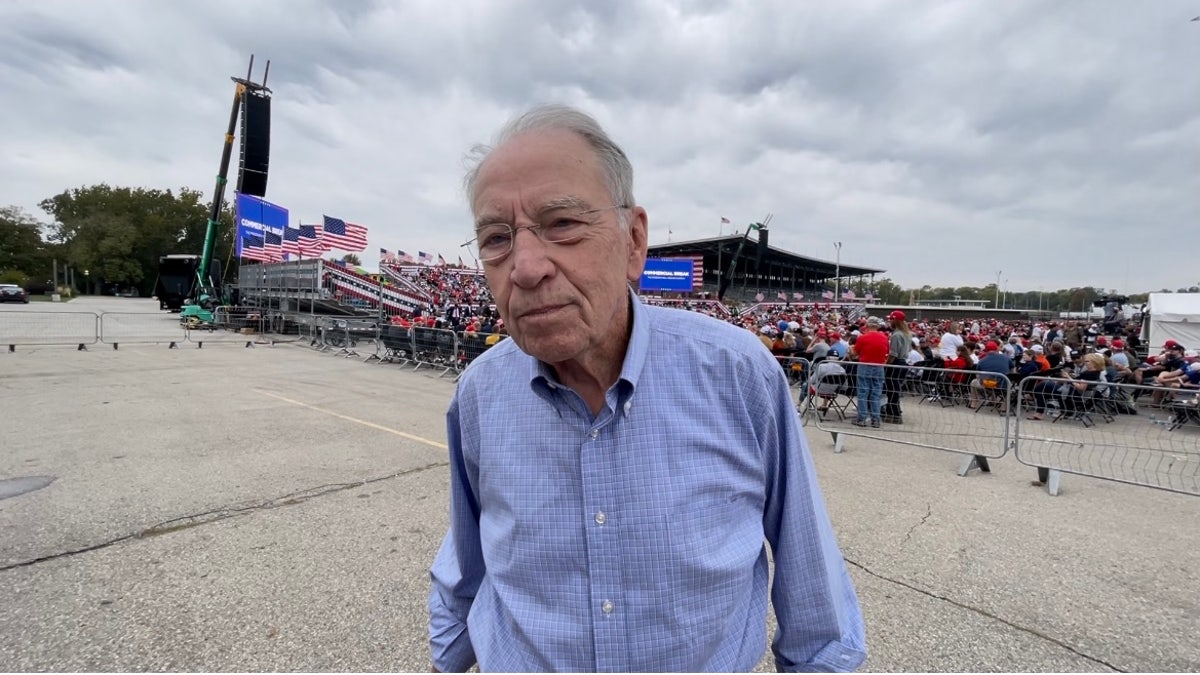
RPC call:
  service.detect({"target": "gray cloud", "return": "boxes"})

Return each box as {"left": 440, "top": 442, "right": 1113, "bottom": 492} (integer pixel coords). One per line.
{"left": 1, "top": 0, "right": 1197, "bottom": 292}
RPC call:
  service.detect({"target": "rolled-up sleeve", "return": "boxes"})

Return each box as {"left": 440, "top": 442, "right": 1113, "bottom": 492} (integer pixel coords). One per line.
{"left": 759, "top": 363, "right": 867, "bottom": 672}
{"left": 428, "top": 400, "right": 483, "bottom": 673}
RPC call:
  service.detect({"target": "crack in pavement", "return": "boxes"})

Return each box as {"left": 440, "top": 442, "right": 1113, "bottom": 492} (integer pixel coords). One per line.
{"left": 0, "top": 461, "right": 448, "bottom": 573}
{"left": 843, "top": 556, "right": 1126, "bottom": 673}
{"left": 901, "top": 502, "right": 932, "bottom": 546}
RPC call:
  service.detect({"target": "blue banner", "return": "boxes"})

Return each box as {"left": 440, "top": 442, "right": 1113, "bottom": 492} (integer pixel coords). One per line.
{"left": 235, "top": 193, "right": 289, "bottom": 258}
{"left": 639, "top": 258, "right": 694, "bottom": 292}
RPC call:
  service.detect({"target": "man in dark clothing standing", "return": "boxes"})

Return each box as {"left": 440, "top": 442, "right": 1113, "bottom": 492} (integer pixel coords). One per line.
{"left": 882, "top": 310, "right": 911, "bottom": 424}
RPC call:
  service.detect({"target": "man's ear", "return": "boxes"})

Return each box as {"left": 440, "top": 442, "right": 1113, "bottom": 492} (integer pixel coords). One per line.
{"left": 625, "top": 207, "right": 649, "bottom": 283}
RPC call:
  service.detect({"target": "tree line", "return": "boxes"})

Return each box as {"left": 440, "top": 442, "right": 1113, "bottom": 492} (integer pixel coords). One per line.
{"left": 2, "top": 182, "right": 1196, "bottom": 305}
{"left": 0, "top": 184, "right": 236, "bottom": 296}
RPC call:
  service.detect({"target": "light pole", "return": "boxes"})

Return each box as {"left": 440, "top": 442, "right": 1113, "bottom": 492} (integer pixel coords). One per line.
{"left": 1003, "top": 278, "right": 1009, "bottom": 310}
{"left": 834, "top": 241, "right": 842, "bottom": 300}
{"left": 994, "top": 270, "right": 1002, "bottom": 309}
{"left": 84, "top": 269, "right": 90, "bottom": 295}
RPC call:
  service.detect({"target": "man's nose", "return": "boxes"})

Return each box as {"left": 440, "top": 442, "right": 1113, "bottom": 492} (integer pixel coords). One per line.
{"left": 508, "top": 227, "right": 555, "bottom": 288}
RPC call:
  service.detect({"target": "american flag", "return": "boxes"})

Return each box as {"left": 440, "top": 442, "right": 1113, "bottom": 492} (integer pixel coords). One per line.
{"left": 842, "top": 290, "right": 856, "bottom": 300}
{"left": 692, "top": 256, "right": 703, "bottom": 289}
{"left": 777, "top": 292, "right": 788, "bottom": 301}
{"left": 822, "top": 290, "right": 835, "bottom": 300}
{"left": 264, "top": 230, "right": 284, "bottom": 262}
{"left": 298, "top": 224, "right": 326, "bottom": 257}
{"left": 240, "top": 233, "right": 271, "bottom": 262}
{"left": 437, "top": 253, "right": 447, "bottom": 266}
{"left": 793, "top": 292, "right": 804, "bottom": 300}
{"left": 282, "top": 226, "right": 301, "bottom": 257}
{"left": 755, "top": 292, "right": 765, "bottom": 302}
{"left": 321, "top": 216, "right": 368, "bottom": 252}
{"left": 720, "top": 217, "right": 730, "bottom": 224}
{"left": 865, "top": 292, "right": 874, "bottom": 301}
{"left": 418, "top": 251, "right": 433, "bottom": 264}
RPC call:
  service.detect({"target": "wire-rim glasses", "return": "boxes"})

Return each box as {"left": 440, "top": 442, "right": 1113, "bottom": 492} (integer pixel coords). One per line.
{"left": 462, "top": 205, "right": 630, "bottom": 264}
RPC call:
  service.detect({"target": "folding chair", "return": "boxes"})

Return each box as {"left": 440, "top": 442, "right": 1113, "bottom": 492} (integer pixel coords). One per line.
{"left": 974, "top": 374, "right": 1009, "bottom": 415}
{"left": 1168, "top": 392, "right": 1200, "bottom": 431}
{"left": 813, "top": 373, "right": 856, "bottom": 421}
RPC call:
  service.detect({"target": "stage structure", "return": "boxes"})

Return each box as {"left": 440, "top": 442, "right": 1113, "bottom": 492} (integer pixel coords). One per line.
{"left": 645, "top": 227, "right": 884, "bottom": 302}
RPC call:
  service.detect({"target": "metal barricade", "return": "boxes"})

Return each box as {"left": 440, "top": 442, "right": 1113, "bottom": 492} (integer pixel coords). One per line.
{"left": 184, "top": 306, "right": 266, "bottom": 348}
{"left": 410, "top": 327, "right": 458, "bottom": 377}
{"left": 312, "top": 316, "right": 344, "bottom": 353}
{"left": 776, "top": 355, "right": 812, "bottom": 423}
{"left": 343, "top": 319, "right": 380, "bottom": 359}
{"left": 1014, "top": 376, "right": 1200, "bottom": 497}
{"left": 457, "top": 331, "right": 503, "bottom": 371}
{"left": 99, "top": 312, "right": 188, "bottom": 349}
{"left": 374, "top": 325, "right": 414, "bottom": 365}
{"left": 0, "top": 311, "right": 100, "bottom": 351}
{"left": 286, "top": 314, "right": 326, "bottom": 350}
{"left": 808, "top": 361, "right": 1012, "bottom": 475}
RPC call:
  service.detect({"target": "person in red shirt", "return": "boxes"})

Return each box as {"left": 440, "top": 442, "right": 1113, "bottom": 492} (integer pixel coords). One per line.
{"left": 850, "top": 316, "right": 890, "bottom": 427}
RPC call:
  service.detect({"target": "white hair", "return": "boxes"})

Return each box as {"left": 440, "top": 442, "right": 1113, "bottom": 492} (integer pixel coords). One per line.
{"left": 463, "top": 104, "right": 635, "bottom": 229}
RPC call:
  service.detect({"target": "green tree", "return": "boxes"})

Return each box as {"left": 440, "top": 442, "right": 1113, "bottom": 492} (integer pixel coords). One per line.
{"left": 39, "top": 185, "right": 236, "bottom": 295}
{"left": 0, "top": 206, "right": 51, "bottom": 283}
{"left": 341, "top": 253, "right": 362, "bottom": 266}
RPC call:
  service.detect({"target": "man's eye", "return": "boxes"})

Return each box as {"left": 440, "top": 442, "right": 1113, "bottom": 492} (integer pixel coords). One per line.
{"left": 543, "top": 219, "right": 585, "bottom": 241}
{"left": 479, "top": 230, "right": 512, "bottom": 249}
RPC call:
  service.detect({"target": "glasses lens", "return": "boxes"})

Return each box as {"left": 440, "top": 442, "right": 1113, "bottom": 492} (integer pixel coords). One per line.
{"left": 540, "top": 218, "right": 589, "bottom": 244}
{"left": 475, "top": 225, "right": 513, "bottom": 261}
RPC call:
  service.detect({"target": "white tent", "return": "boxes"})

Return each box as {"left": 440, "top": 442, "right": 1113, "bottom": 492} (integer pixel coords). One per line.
{"left": 1147, "top": 293, "right": 1200, "bottom": 351}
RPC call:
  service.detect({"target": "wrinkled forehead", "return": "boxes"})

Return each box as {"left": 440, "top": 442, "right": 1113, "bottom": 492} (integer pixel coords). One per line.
{"left": 473, "top": 194, "right": 596, "bottom": 228}
{"left": 471, "top": 129, "right": 608, "bottom": 216}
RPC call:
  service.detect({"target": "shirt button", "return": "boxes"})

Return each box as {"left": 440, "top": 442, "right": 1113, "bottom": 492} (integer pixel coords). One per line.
{"left": 588, "top": 429, "right": 599, "bottom": 440}
{"left": 594, "top": 511, "right": 606, "bottom": 525}
{"left": 601, "top": 600, "right": 614, "bottom": 614}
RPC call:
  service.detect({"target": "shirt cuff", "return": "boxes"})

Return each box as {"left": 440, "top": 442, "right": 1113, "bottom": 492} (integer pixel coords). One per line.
{"left": 777, "top": 638, "right": 868, "bottom": 673}
{"left": 429, "top": 594, "right": 476, "bottom": 672}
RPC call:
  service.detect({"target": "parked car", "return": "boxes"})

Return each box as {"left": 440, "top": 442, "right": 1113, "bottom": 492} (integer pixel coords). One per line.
{"left": 0, "top": 283, "right": 30, "bottom": 303}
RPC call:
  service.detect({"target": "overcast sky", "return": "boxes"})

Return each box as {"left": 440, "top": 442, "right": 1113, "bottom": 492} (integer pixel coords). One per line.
{"left": 2, "top": 0, "right": 1197, "bottom": 293}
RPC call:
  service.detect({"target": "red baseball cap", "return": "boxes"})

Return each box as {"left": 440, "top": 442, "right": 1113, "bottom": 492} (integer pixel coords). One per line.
{"left": 1165, "top": 339, "right": 1180, "bottom": 349}
{"left": 985, "top": 341, "right": 999, "bottom": 352}
{"left": 887, "top": 310, "right": 906, "bottom": 321}
{"left": 1096, "top": 336, "right": 1108, "bottom": 346}
{"left": 830, "top": 332, "right": 841, "bottom": 341}
{"left": 1112, "top": 339, "right": 1124, "bottom": 349}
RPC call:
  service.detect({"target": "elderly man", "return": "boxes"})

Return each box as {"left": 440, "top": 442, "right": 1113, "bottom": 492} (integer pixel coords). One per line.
{"left": 428, "top": 105, "right": 866, "bottom": 672}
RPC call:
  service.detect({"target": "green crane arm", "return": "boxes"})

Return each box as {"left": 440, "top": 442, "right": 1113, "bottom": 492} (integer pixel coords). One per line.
{"left": 198, "top": 83, "right": 246, "bottom": 294}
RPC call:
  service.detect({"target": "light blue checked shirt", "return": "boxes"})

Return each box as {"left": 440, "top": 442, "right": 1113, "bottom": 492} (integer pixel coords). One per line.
{"left": 429, "top": 292, "right": 866, "bottom": 672}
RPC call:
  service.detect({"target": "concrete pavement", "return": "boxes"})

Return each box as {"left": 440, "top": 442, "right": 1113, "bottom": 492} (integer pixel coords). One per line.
{"left": 1, "top": 299, "right": 1197, "bottom": 671}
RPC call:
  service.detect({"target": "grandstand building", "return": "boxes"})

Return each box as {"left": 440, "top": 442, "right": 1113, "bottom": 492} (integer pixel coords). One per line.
{"left": 645, "top": 234, "right": 884, "bottom": 302}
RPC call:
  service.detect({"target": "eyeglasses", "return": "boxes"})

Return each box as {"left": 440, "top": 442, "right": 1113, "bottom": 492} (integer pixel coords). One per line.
{"left": 462, "top": 205, "right": 630, "bottom": 263}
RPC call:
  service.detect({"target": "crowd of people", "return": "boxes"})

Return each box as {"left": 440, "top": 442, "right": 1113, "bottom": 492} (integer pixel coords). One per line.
{"left": 369, "top": 263, "right": 1198, "bottom": 421}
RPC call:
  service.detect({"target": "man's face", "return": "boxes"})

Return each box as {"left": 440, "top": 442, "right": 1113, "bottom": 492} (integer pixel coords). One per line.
{"left": 471, "top": 129, "right": 648, "bottom": 365}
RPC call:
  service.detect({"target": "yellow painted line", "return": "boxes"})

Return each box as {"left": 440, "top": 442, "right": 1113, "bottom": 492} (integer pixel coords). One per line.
{"left": 254, "top": 389, "right": 447, "bottom": 449}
